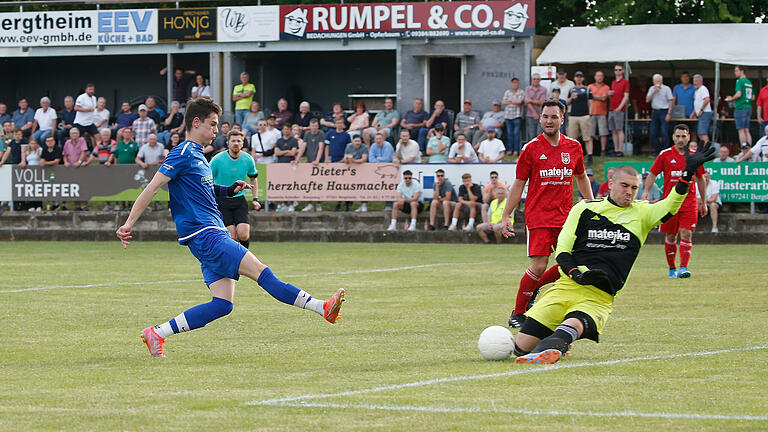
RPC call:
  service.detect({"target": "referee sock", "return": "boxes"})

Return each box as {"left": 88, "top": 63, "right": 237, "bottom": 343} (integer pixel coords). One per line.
{"left": 665, "top": 240, "right": 677, "bottom": 269}
{"left": 153, "top": 297, "right": 234, "bottom": 338}
{"left": 257, "top": 267, "right": 323, "bottom": 315}
{"left": 239, "top": 240, "right": 250, "bottom": 249}
{"left": 514, "top": 268, "right": 540, "bottom": 315}
{"left": 679, "top": 240, "right": 692, "bottom": 267}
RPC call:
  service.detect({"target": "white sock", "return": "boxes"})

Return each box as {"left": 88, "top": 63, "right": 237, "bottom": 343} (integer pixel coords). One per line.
{"left": 451, "top": 217, "right": 458, "bottom": 226}
{"left": 154, "top": 321, "right": 174, "bottom": 338}
{"left": 468, "top": 218, "right": 475, "bottom": 226}
{"left": 389, "top": 219, "right": 397, "bottom": 228}
{"left": 293, "top": 289, "right": 324, "bottom": 315}
{"left": 410, "top": 218, "right": 417, "bottom": 226}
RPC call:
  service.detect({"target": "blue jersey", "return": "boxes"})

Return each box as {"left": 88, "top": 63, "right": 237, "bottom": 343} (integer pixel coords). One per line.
{"left": 158, "top": 140, "right": 227, "bottom": 244}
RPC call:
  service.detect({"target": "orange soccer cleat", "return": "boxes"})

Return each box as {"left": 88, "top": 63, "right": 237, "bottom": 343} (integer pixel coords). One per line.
{"left": 515, "top": 349, "right": 562, "bottom": 364}
{"left": 141, "top": 327, "right": 167, "bottom": 358}
{"left": 323, "top": 288, "right": 345, "bottom": 324}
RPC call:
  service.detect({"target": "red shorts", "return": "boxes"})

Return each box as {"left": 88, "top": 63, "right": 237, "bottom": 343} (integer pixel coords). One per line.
{"left": 659, "top": 206, "right": 698, "bottom": 233}
{"left": 526, "top": 227, "right": 561, "bottom": 257}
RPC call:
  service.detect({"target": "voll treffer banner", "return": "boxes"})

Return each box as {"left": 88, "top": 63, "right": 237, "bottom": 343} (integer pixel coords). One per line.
{"left": 0, "top": 9, "right": 157, "bottom": 47}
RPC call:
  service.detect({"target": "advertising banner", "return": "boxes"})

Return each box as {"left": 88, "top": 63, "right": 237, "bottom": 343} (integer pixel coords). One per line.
{"left": 266, "top": 163, "right": 401, "bottom": 201}
{"left": 158, "top": 8, "right": 216, "bottom": 43}
{"left": 401, "top": 163, "right": 517, "bottom": 200}
{"left": 278, "top": 1, "right": 534, "bottom": 40}
{"left": 603, "top": 161, "right": 768, "bottom": 203}
{"left": 0, "top": 9, "right": 157, "bottom": 47}
{"left": 217, "top": 6, "right": 280, "bottom": 42}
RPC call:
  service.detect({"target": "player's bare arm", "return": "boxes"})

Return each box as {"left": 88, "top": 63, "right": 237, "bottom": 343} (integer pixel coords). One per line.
{"left": 641, "top": 172, "right": 658, "bottom": 201}
{"left": 501, "top": 179, "right": 525, "bottom": 237}
{"left": 116, "top": 171, "right": 172, "bottom": 248}
{"left": 575, "top": 172, "right": 594, "bottom": 200}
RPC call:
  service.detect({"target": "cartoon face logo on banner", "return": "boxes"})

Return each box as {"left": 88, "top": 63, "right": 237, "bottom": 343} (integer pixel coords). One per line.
{"left": 283, "top": 7, "right": 308, "bottom": 37}
{"left": 220, "top": 7, "right": 248, "bottom": 39}
{"left": 503, "top": 3, "right": 529, "bottom": 32}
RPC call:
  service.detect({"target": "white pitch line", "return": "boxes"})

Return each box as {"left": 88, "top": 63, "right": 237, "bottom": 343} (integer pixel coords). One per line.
{"left": 1, "top": 262, "right": 492, "bottom": 294}
{"left": 254, "top": 401, "right": 768, "bottom": 422}
{"left": 246, "top": 345, "right": 768, "bottom": 406}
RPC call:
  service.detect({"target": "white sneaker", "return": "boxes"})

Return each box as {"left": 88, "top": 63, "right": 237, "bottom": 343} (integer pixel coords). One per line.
{"left": 711, "top": 227, "right": 719, "bottom": 233}
{"left": 102, "top": 205, "right": 111, "bottom": 211}
{"left": 277, "top": 204, "right": 286, "bottom": 212}
{"left": 287, "top": 205, "right": 295, "bottom": 212}
{"left": 355, "top": 203, "right": 368, "bottom": 212}
{"left": 463, "top": 224, "right": 474, "bottom": 232}
{"left": 448, "top": 225, "right": 457, "bottom": 231}
{"left": 301, "top": 204, "right": 314, "bottom": 212}
{"left": 387, "top": 224, "right": 397, "bottom": 231}
{"left": 407, "top": 223, "right": 416, "bottom": 231}
{"left": 35, "top": 207, "right": 42, "bottom": 212}
{"left": 315, "top": 203, "right": 322, "bottom": 211}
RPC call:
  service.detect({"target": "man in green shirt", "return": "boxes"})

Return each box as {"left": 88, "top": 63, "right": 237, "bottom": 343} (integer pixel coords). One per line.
{"left": 725, "top": 65, "right": 754, "bottom": 147}
{"left": 110, "top": 127, "right": 139, "bottom": 165}
{"left": 210, "top": 129, "right": 260, "bottom": 249}
{"left": 232, "top": 72, "right": 256, "bottom": 127}
{"left": 362, "top": 97, "right": 400, "bottom": 145}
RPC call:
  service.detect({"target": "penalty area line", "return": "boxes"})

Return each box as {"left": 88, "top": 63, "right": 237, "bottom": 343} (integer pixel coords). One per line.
{"left": 254, "top": 401, "right": 768, "bottom": 422}
{"left": 246, "top": 345, "right": 768, "bottom": 406}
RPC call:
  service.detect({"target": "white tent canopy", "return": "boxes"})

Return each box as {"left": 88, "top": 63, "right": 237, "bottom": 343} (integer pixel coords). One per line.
{"left": 537, "top": 24, "right": 768, "bottom": 66}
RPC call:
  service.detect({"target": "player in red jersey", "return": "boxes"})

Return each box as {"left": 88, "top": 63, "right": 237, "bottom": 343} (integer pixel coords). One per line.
{"left": 501, "top": 100, "right": 594, "bottom": 328}
{"left": 642, "top": 123, "right": 707, "bottom": 278}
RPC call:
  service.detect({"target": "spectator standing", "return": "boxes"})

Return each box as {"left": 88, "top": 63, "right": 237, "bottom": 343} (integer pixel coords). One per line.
{"left": 549, "top": 68, "right": 575, "bottom": 102}
{"left": 242, "top": 101, "right": 264, "bottom": 138}
{"left": 691, "top": 74, "right": 713, "bottom": 144}
{"left": 725, "top": 65, "right": 754, "bottom": 147}
{"left": 636, "top": 171, "right": 662, "bottom": 203}
{"left": 62, "top": 127, "right": 88, "bottom": 167}
{"left": 294, "top": 101, "right": 314, "bottom": 133}
{"left": 346, "top": 101, "right": 370, "bottom": 139}
{"left": 476, "top": 186, "right": 509, "bottom": 244}
{"left": 73, "top": 85, "right": 99, "bottom": 144}
{"left": 252, "top": 118, "right": 280, "bottom": 165}
{"left": 716, "top": 145, "right": 735, "bottom": 162}
{"left": 32, "top": 97, "right": 58, "bottom": 144}
{"left": 299, "top": 118, "right": 325, "bottom": 164}
{"left": 608, "top": 64, "right": 630, "bottom": 156}
{"left": 756, "top": 73, "right": 768, "bottom": 131}
{"left": 190, "top": 74, "right": 211, "bottom": 98}
{"left": 646, "top": 74, "right": 674, "bottom": 156}
{"left": 132, "top": 104, "right": 157, "bottom": 147}
{"left": 503, "top": 78, "right": 525, "bottom": 155}
{"left": 550, "top": 88, "right": 568, "bottom": 134}
{"left": 0, "top": 102, "right": 9, "bottom": 125}
{"left": 735, "top": 126, "right": 768, "bottom": 162}
{"left": 393, "top": 129, "right": 420, "bottom": 164}
{"left": 94, "top": 97, "right": 109, "bottom": 130}
{"left": 57, "top": 96, "right": 77, "bottom": 146}
{"left": 566, "top": 71, "right": 593, "bottom": 166}
{"left": 475, "top": 100, "right": 505, "bottom": 144}
{"left": 524, "top": 74, "right": 547, "bottom": 141}
{"left": 87, "top": 128, "right": 116, "bottom": 165}
{"left": 447, "top": 133, "right": 479, "bottom": 163}
{"left": 233, "top": 72, "right": 256, "bottom": 126}
{"left": 588, "top": 71, "right": 610, "bottom": 156}
{"left": 136, "top": 133, "right": 165, "bottom": 169}
{"left": 400, "top": 98, "right": 429, "bottom": 143}
{"left": 274, "top": 98, "right": 293, "bottom": 129}
{"left": 363, "top": 97, "right": 399, "bottom": 145}
{"left": 703, "top": 172, "right": 721, "bottom": 233}
{"left": 13, "top": 98, "right": 35, "bottom": 138}
{"left": 112, "top": 102, "right": 138, "bottom": 139}
{"left": 477, "top": 127, "right": 506, "bottom": 163}
{"left": 670, "top": 72, "right": 695, "bottom": 119}
{"left": 162, "top": 67, "right": 196, "bottom": 104}
{"left": 425, "top": 125, "right": 449, "bottom": 163}
{"left": 40, "top": 135, "right": 62, "bottom": 166}
{"left": 449, "top": 173, "right": 483, "bottom": 231}
{"left": 481, "top": 171, "right": 507, "bottom": 224}
{"left": 320, "top": 102, "right": 347, "bottom": 130}
{"left": 419, "top": 100, "right": 450, "bottom": 150}
{"left": 454, "top": 99, "right": 481, "bottom": 144}
{"left": 322, "top": 117, "right": 351, "bottom": 166}
{"left": 387, "top": 170, "right": 423, "bottom": 231}
{"left": 144, "top": 97, "right": 164, "bottom": 124}
{"left": 159, "top": 101, "right": 185, "bottom": 145}
{"left": 427, "top": 168, "right": 456, "bottom": 230}
{"left": 343, "top": 134, "right": 370, "bottom": 212}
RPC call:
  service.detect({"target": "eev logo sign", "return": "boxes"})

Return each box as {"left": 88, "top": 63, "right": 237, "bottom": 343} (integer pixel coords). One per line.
{"left": 97, "top": 9, "right": 157, "bottom": 44}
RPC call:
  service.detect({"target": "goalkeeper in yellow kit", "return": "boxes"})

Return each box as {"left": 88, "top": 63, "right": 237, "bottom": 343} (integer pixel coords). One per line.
{"left": 512, "top": 142, "right": 715, "bottom": 364}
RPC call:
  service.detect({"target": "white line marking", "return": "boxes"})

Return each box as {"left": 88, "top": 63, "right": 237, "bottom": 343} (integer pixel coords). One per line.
{"left": 246, "top": 345, "right": 768, "bottom": 406}
{"left": 1, "top": 262, "right": 491, "bottom": 293}
{"left": 254, "top": 401, "right": 768, "bottom": 422}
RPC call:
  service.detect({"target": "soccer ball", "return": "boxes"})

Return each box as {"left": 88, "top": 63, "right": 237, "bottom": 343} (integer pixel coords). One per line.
{"left": 477, "top": 326, "right": 515, "bottom": 361}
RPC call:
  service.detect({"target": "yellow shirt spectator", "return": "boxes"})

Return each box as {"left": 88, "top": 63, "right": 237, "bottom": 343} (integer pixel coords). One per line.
{"left": 233, "top": 83, "right": 256, "bottom": 111}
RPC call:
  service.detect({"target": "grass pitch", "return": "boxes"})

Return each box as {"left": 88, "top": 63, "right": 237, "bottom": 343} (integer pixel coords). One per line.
{"left": 0, "top": 241, "right": 766, "bottom": 431}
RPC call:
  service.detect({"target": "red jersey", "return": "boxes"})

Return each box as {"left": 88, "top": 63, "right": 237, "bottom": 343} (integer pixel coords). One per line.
{"left": 650, "top": 147, "right": 704, "bottom": 210}
{"left": 610, "top": 77, "right": 630, "bottom": 111}
{"left": 516, "top": 133, "right": 585, "bottom": 229}
{"left": 757, "top": 84, "right": 768, "bottom": 117}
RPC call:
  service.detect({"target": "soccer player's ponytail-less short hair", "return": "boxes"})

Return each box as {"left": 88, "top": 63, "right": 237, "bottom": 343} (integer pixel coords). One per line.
{"left": 227, "top": 129, "right": 245, "bottom": 140}
{"left": 674, "top": 123, "right": 690, "bottom": 133}
{"left": 542, "top": 99, "right": 565, "bottom": 114}
{"left": 184, "top": 97, "right": 222, "bottom": 131}
{"left": 612, "top": 165, "right": 639, "bottom": 180}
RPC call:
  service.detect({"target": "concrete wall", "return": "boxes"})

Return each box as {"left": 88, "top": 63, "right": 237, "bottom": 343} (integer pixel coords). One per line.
{"left": 397, "top": 37, "right": 532, "bottom": 115}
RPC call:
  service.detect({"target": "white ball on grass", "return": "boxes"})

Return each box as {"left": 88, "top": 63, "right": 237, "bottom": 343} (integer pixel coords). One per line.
{"left": 477, "top": 325, "right": 515, "bottom": 361}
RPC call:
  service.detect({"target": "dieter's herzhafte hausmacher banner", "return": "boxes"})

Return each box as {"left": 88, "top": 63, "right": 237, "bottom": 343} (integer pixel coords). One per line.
{"left": 266, "top": 163, "right": 401, "bottom": 201}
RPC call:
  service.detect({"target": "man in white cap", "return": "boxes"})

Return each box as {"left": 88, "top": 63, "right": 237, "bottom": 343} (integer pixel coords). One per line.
{"left": 132, "top": 104, "right": 157, "bottom": 147}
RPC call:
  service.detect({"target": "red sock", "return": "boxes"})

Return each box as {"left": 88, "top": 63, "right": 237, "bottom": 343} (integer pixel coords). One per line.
{"left": 538, "top": 265, "right": 561, "bottom": 287}
{"left": 514, "top": 269, "right": 540, "bottom": 315}
{"left": 665, "top": 240, "right": 677, "bottom": 269}
{"left": 679, "top": 240, "right": 692, "bottom": 267}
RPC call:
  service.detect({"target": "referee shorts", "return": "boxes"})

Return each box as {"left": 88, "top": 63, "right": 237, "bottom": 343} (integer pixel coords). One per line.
{"left": 216, "top": 195, "right": 250, "bottom": 227}
{"left": 525, "top": 272, "right": 614, "bottom": 335}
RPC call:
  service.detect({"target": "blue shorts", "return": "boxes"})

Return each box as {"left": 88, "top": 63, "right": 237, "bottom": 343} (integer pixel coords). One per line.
{"left": 734, "top": 108, "right": 751, "bottom": 130}
{"left": 697, "top": 112, "right": 712, "bottom": 136}
{"left": 186, "top": 228, "right": 248, "bottom": 286}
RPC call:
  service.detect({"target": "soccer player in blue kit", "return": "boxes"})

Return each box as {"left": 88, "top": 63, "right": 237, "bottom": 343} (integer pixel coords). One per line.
{"left": 116, "top": 97, "right": 345, "bottom": 357}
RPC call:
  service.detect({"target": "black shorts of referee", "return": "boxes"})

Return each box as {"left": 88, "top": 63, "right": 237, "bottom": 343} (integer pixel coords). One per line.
{"left": 216, "top": 195, "right": 250, "bottom": 226}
